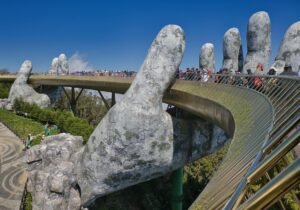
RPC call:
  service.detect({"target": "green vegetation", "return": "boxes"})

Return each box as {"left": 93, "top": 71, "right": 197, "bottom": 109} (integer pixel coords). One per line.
{"left": 0, "top": 83, "right": 11, "bottom": 98}
{"left": 183, "top": 145, "right": 228, "bottom": 209}
{"left": 250, "top": 151, "right": 300, "bottom": 210}
{"left": 0, "top": 109, "right": 44, "bottom": 141}
{"left": 283, "top": 190, "right": 300, "bottom": 210}
{"left": 13, "top": 99, "right": 94, "bottom": 143}
{"left": 53, "top": 89, "right": 108, "bottom": 126}
{"left": 23, "top": 191, "right": 32, "bottom": 210}
{"left": 90, "top": 176, "right": 172, "bottom": 210}
{"left": 0, "top": 71, "right": 11, "bottom": 98}
{"left": 0, "top": 108, "right": 43, "bottom": 210}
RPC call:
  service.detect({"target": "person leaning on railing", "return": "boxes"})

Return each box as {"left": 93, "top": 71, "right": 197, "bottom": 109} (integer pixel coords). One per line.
{"left": 280, "top": 64, "right": 298, "bottom": 76}
{"left": 245, "top": 69, "right": 254, "bottom": 86}
{"left": 262, "top": 67, "right": 279, "bottom": 93}
{"left": 253, "top": 63, "right": 265, "bottom": 89}
{"left": 201, "top": 68, "right": 212, "bottom": 82}
{"left": 214, "top": 70, "right": 222, "bottom": 83}
{"left": 233, "top": 71, "right": 244, "bottom": 86}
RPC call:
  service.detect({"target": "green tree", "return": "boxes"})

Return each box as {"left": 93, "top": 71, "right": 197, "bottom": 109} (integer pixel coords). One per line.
{"left": 54, "top": 89, "right": 108, "bottom": 126}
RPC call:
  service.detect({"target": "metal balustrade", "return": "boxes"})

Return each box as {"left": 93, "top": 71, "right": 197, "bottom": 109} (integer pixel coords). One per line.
{"left": 179, "top": 73, "right": 299, "bottom": 210}
{"left": 0, "top": 73, "right": 299, "bottom": 209}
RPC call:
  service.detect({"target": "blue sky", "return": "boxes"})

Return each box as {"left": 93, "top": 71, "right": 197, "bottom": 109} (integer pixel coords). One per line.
{"left": 0, "top": 0, "right": 299, "bottom": 72}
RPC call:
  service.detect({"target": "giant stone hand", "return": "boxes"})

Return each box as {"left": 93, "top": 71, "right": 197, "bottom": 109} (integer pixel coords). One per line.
{"left": 48, "top": 57, "right": 59, "bottom": 75}
{"left": 8, "top": 60, "right": 50, "bottom": 108}
{"left": 58, "top": 53, "right": 69, "bottom": 75}
{"left": 77, "top": 24, "right": 185, "bottom": 204}
{"left": 26, "top": 25, "right": 188, "bottom": 210}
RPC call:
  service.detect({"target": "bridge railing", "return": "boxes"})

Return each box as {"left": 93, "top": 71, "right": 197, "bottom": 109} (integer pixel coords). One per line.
{"left": 0, "top": 72, "right": 299, "bottom": 209}
{"left": 179, "top": 72, "right": 299, "bottom": 209}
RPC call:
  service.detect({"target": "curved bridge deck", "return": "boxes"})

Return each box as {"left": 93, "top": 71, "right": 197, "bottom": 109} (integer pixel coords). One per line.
{"left": 0, "top": 74, "right": 299, "bottom": 209}
{"left": 166, "top": 81, "right": 274, "bottom": 209}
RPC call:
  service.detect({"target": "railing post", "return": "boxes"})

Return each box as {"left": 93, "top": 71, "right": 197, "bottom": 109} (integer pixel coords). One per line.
{"left": 171, "top": 167, "right": 183, "bottom": 210}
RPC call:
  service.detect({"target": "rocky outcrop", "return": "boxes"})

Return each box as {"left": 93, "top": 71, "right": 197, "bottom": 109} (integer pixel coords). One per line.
{"left": 243, "top": 11, "right": 271, "bottom": 73}
{"left": 8, "top": 60, "right": 50, "bottom": 108}
{"left": 199, "top": 43, "right": 215, "bottom": 71}
{"left": 223, "top": 28, "right": 242, "bottom": 74}
{"left": 0, "top": 98, "right": 10, "bottom": 109}
{"left": 26, "top": 134, "right": 84, "bottom": 210}
{"left": 272, "top": 21, "right": 300, "bottom": 73}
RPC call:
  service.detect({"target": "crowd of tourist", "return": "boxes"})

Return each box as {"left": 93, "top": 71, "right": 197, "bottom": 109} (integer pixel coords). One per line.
{"left": 176, "top": 63, "right": 299, "bottom": 82}
{"left": 44, "top": 62, "right": 300, "bottom": 88}
{"left": 173, "top": 63, "right": 300, "bottom": 95}
{"left": 69, "top": 70, "right": 137, "bottom": 77}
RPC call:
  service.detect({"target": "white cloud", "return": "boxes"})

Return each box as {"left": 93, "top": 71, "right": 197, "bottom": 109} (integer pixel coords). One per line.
{"left": 68, "top": 52, "right": 94, "bottom": 73}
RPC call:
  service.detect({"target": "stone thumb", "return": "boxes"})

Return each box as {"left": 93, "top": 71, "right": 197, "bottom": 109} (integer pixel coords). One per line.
{"left": 15, "top": 60, "right": 32, "bottom": 84}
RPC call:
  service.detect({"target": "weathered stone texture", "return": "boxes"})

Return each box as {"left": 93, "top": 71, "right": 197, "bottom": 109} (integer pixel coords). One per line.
{"left": 199, "top": 43, "right": 215, "bottom": 71}
{"left": 172, "top": 112, "right": 227, "bottom": 166}
{"left": 26, "top": 134, "right": 84, "bottom": 210}
{"left": 49, "top": 54, "right": 69, "bottom": 75}
{"left": 272, "top": 21, "right": 300, "bottom": 73}
{"left": 78, "top": 24, "right": 185, "bottom": 204}
{"left": 8, "top": 60, "right": 50, "bottom": 108}
{"left": 49, "top": 57, "right": 59, "bottom": 75}
{"left": 223, "top": 28, "right": 242, "bottom": 74}
{"left": 58, "top": 53, "right": 69, "bottom": 75}
{"left": 243, "top": 11, "right": 271, "bottom": 73}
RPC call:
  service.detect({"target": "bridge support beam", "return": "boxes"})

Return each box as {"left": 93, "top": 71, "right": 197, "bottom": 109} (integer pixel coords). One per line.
{"left": 98, "top": 91, "right": 111, "bottom": 110}
{"left": 62, "top": 87, "right": 84, "bottom": 116}
{"left": 97, "top": 91, "right": 116, "bottom": 110}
